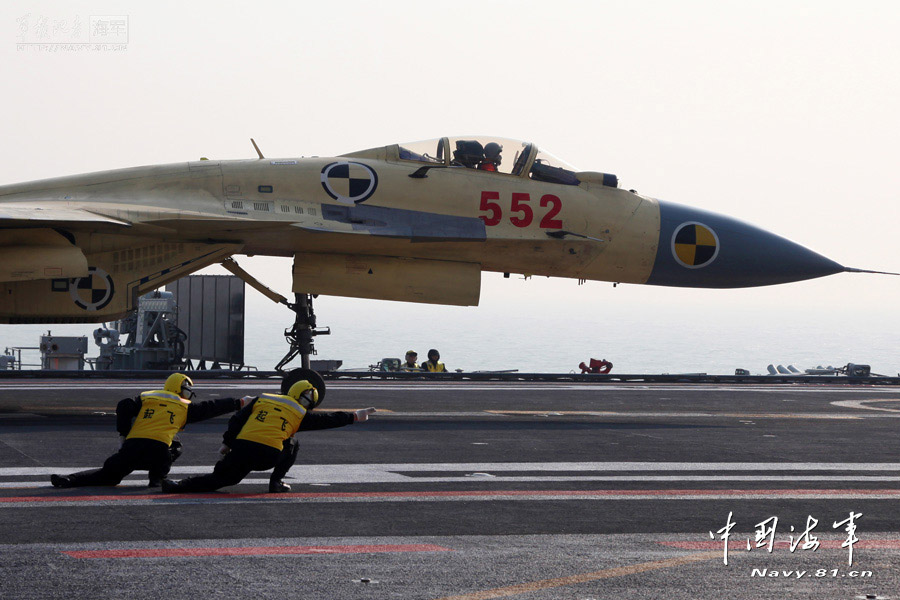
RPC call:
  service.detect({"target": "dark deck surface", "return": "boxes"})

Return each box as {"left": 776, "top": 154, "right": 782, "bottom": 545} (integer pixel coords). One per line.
{"left": 1, "top": 379, "right": 898, "bottom": 599}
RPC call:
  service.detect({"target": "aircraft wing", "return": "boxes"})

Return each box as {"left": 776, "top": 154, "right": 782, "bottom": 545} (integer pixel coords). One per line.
{"left": 0, "top": 202, "right": 132, "bottom": 227}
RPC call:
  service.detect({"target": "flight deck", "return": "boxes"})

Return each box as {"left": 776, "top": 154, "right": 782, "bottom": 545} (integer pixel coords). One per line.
{"left": 1, "top": 379, "right": 899, "bottom": 599}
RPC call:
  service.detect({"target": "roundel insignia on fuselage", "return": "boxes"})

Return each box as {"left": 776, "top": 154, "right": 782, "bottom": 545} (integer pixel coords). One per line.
{"left": 671, "top": 222, "right": 719, "bottom": 269}
{"left": 320, "top": 161, "right": 378, "bottom": 205}
{"left": 70, "top": 266, "right": 115, "bottom": 311}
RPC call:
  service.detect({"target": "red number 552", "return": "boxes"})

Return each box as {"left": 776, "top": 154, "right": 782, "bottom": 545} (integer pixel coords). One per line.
{"left": 479, "top": 191, "right": 562, "bottom": 229}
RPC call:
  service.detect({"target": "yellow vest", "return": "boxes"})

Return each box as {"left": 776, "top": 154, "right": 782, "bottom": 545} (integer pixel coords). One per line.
{"left": 236, "top": 393, "right": 307, "bottom": 450}
{"left": 126, "top": 390, "right": 191, "bottom": 446}
{"left": 424, "top": 361, "right": 446, "bottom": 372}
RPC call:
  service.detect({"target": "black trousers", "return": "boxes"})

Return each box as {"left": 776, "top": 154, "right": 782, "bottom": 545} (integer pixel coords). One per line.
{"left": 175, "top": 438, "right": 299, "bottom": 492}
{"left": 65, "top": 438, "right": 182, "bottom": 486}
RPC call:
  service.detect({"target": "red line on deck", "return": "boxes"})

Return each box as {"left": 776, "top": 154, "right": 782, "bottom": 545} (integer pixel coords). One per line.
{"left": 63, "top": 544, "right": 451, "bottom": 559}
{"left": 6, "top": 489, "right": 900, "bottom": 503}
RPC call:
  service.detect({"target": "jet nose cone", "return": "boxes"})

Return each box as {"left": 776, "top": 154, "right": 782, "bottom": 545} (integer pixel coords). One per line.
{"left": 646, "top": 201, "right": 844, "bottom": 288}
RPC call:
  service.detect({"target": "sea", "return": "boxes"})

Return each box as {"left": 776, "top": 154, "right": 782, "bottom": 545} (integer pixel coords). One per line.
{"left": 3, "top": 280, "right": 898, "bottom": 377}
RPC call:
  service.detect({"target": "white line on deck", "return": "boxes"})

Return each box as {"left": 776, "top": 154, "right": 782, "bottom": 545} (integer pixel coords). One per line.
{"left": 6, "top": 462, "right": 900, "bottom": 487}
{"left": 3, "top": 490, "right": 900, "bottom": 507}
{"left": 831, "top": 399, "right": 900, "bottom": 413}
{"left": 8, "top": 475, "right": 900, "bottom": 489}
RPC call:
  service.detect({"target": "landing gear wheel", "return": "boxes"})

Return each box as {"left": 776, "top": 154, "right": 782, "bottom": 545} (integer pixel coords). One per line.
{"left": 281, "top": 367, "right": 326, "bottom": 406}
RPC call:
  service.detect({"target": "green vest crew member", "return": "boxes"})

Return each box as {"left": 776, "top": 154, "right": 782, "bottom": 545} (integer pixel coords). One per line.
{"left": 162, "top": 380, "right": 376, "bottom": 494}
{"left": 50, "top": 373, "right": 248, "bottom": 489}
{"left": 421, "top": 348, "right": 447, "bottom": 372}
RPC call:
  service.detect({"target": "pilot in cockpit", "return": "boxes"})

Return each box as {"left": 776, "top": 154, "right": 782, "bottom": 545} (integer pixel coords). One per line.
{"left": 478, "top": 142, "right": 502, "bottom": 172}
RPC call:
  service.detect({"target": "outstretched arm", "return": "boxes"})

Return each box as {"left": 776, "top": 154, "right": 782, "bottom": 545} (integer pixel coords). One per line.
{"left": 297, "top": 408, "right": 375, "bottom": 430}
{"left": 297, "top": 411, "right": 355, "bottom": 431}
{"left": 186, "top": 397, "right": 250, "bottom": 424}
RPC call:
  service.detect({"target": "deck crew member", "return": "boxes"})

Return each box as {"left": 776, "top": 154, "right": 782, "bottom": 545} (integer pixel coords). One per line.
{"left": 50, "top": 373, "right": 248, "bottom": 488}
{"left": 161, "top": 380, "right": 375, "bottom": 493}
{"left": 401, "top": 350, "right": 422, "bottom": 371}
{"left": 421, "top": 348, "right": 447, "bottom": 372}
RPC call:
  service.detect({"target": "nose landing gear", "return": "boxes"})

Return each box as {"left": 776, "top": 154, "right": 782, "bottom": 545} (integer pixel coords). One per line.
{"left": 276, "top": 292, "right": 329, "bottom": 402}
{"left": 219, "top": 259, "right": 330, "bottom": 402}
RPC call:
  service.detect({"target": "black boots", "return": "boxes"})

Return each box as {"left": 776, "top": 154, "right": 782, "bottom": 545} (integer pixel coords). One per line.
{"left": 160, "top": 479, "right": 184, "bottom": 493}
{"left": 269, "top": 480, "right": 291, "bottom": 493}
{"left": 50, "top": 474, "right": 74, "bottom": 488}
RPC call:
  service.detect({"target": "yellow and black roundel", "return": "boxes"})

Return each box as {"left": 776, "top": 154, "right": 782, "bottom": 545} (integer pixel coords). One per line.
{"left": 671, "top": 222, "right": 719, "bottom": 268}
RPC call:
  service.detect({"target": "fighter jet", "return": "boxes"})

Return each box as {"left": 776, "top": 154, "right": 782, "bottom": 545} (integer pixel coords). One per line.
{"left": 0, "top": 136, "right": 887, "bottom": 379}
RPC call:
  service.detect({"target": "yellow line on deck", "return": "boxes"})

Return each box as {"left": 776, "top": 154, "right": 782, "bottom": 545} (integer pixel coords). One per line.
{"left": 432, "top": 550, "right": 720, "bottom": 600}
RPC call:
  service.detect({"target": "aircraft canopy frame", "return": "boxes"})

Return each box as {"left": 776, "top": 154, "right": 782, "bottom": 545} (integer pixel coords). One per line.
{"left": 395, "top": 136, "right": 580, "bottom": 182}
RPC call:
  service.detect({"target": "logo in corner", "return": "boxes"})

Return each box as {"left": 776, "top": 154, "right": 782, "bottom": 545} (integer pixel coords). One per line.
{"left": 320, "top": 161, "right": 378, "bottom": 205}
{"left": 70, "top": 267, "right": 115, "bottom": 311}
{"left": 671, "top": 222, "right": 719, "bottom": 269}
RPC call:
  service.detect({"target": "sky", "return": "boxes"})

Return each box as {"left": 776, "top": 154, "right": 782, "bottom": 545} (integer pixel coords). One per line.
{"left": 1, "top": 1, "right": 899, "bottom": 373}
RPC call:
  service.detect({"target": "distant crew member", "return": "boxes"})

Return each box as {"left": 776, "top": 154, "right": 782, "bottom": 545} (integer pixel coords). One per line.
{"left": 50, "top": 373, "right": 248, "bottom": 489}
{"left": 421, "top": 349, "right": 447, "bottom": 372}
{"left": 401, "top": 350, "right": 422, "bottom": 371}
{"left": 478, "top": 142, "right": 503, "bottom": 172}
{"left": 161, "top": 380, "right": 376, "bottom": 493}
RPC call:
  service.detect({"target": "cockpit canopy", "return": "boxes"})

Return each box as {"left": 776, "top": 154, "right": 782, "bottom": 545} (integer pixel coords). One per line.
{"left": 343, "top": 136, "right": 618, "bottom": 188}
{"left": 395, "top": 136, "right": 613, "bottom": 187}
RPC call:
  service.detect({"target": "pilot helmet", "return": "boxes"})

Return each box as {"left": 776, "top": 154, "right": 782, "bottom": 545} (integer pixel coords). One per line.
{"left": 483, "top": 142, "right": 503, "bottom": 162}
